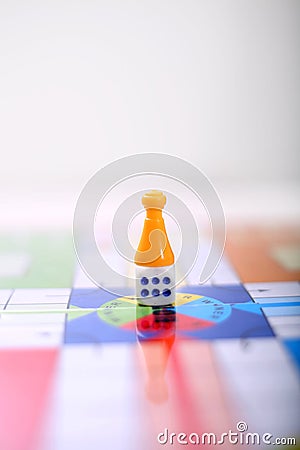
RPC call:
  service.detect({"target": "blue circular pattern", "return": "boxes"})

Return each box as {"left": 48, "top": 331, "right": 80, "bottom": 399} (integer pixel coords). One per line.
{"left": 162, "top": 289, "right": 171, "bottom": 297}
{"left": 152, "top": 277, "right": 159, "bottom": 285}
{"left": 141, "top": 289, "right": 149, "bottom": 297}
{"left": 141, "top": 277, "right": 149, "bottom": 285}
{"left": 163, "top": 277, "right": 171, "bottom": 284}
{"left": 152, "top": 289, "right": 160, "bottom": 297}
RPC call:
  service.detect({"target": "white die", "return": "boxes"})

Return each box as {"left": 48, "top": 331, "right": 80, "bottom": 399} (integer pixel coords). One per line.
{"left": 135, "top": 265, "right": 175, "bottom": 306}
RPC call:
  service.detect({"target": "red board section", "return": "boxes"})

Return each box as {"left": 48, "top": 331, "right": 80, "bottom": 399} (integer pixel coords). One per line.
{"left": 122, "top": 312, "right": 213, "bottom": 333}
{"left": 0, "top": 349, "right": 58, "bottom": 450}
{"left": 174, "top": 312, "right": 213, "bottom": 331}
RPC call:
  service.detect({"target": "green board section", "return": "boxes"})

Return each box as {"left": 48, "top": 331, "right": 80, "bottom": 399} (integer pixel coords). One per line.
{"left": 0, "top": 232, "right": 75, "bottom": 288}
{"left": 68, "top": 305, "right": 95, "bottom": 320}
{"left": 97, "top": 299, "right": 150, "bottom": 327}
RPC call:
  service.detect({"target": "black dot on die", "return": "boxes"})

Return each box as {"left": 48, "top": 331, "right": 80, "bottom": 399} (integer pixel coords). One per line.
{"left": 141, "top": 277, "right": 149, "bottom": 285}
{"left": 152, "top": 277, "right": 159, "bottom": 285}
{"left": 163, "top": 277, "right": 171, "bottom": 284}
{"left": 141, "top": 289, "right": 149, "bottom": 297}
{"left": 152, "top": 289, "right": 160, "bottom": 297}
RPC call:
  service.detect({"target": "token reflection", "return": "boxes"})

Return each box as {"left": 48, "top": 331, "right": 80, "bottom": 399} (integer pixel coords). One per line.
{"left": 136, "top": 304, "right": 176, "bottom": 404}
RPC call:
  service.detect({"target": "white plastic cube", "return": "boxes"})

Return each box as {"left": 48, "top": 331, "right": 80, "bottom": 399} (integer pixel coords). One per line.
{"left": 135, "top": 265, "right": 175, "bottom": 306}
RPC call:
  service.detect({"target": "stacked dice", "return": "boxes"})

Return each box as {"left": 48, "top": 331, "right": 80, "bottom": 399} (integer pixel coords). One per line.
{"left": 135, "top": 190, "right": 175, "bottom": 306}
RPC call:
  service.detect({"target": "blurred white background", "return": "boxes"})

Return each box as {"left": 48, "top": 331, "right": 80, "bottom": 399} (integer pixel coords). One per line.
{"left": 0, "top": 0, "right": 299, "bottom": 226}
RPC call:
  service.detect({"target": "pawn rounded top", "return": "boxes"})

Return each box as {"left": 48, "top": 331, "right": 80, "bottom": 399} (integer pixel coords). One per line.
{"left": 142, "top": 190, "right": 166, "bottom": 210}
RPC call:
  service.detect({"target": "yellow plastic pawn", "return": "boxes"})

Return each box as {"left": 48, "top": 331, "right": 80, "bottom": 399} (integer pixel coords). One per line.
{"left": 135, "top": 190, "right": 175, "bottom": 306}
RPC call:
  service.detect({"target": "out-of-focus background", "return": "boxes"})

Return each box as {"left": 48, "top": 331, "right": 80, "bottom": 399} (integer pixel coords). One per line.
{"left": 0, "top": 0, "right": 299, "bottom": 228}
